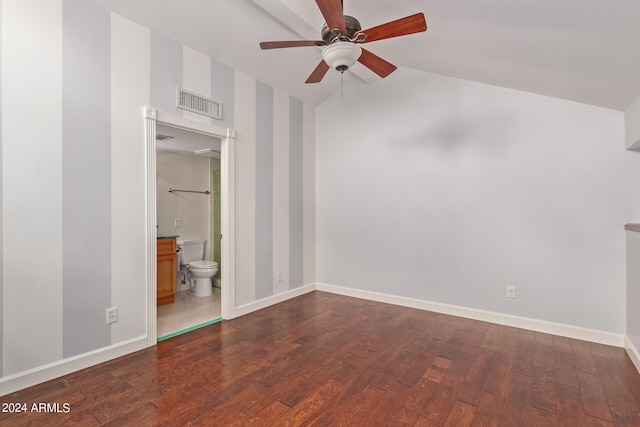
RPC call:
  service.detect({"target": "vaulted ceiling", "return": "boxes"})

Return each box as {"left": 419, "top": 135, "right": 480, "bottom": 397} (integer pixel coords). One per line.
{"left": 89, "top": 0, "right": 640, "bottom": 110}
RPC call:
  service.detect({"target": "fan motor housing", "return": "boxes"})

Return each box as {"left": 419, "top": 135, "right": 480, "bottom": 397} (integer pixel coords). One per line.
{"left": 321, "top": 15, "right": 362, "bottom": 42}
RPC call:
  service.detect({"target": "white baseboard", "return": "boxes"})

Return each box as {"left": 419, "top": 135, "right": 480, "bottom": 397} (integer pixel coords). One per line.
{"left": 2, "top": 283, "right": 633, "bottom": 397}
{"left": 626, "top": 336, "right": 640, "bottom": 373}
{"left": 234, "top": 283, "right": 316, "bottom": 318}
{"left": 0, "top": 283, "right": 316, "bottom": 397}
{"left": 0, "top": 336, "right": 148, "bottom": 397}
{"left": 316, "top": 282, "right": 626, "bottom": 348}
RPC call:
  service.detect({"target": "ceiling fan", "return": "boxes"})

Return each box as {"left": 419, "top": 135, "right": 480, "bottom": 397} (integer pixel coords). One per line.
{"left": 259, "top": 0, "right": 427, "bottom": 83}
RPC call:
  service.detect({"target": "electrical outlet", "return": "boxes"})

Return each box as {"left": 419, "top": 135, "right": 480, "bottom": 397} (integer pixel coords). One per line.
{"left": 106, "top": 307, "right": 118, "bottom": 324}
{"left": 506, "top": 286, "right": 516, "bottom": 298}
{"left": 174, "top": 218, "right": 181, "bottom": 228}
{"left": 276, "top": 272, "right": 283, "bottom": 282}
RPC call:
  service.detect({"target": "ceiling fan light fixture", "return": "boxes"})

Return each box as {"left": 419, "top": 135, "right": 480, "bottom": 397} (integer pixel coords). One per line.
{"left": 321, "top": 42, "right": 362, "bottom": 73}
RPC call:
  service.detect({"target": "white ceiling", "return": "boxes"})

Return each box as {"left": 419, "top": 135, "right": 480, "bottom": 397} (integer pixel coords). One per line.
{"left": 89, "top": 0, "right": 640, "bottom": 111}
{"left": 156, "top": 124, "right": 221, "bottom": 158}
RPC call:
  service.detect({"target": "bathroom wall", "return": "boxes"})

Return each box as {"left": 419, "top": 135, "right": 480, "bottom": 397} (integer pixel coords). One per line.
{"left": 316, "top": 67, "right": 640, "bottom": 336}
{"left": 156, "top": 151, "right": 214, "bottom": 264}
{"left": 0, "top": 0, "right": 315, "bottom": 392}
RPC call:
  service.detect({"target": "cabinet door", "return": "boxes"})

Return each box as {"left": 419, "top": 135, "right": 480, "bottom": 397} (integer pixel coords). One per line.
{"left": 157, "top": 238, "right": 177, "bottom": 305}
{"left": 158, "top": 255, "right": 176, "bottom": 298}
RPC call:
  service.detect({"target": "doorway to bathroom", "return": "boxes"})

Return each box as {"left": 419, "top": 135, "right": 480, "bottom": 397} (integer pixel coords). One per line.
{"left": 156, "top": 124, "right": 222, "bottom": 339}
{"left": 144, "top": 108, "right": 236, "bottom": 346}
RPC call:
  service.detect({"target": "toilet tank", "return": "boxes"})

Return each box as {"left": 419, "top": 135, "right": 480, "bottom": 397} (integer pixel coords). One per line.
{"left": 177, "top": 238, "right": 205, "bottom": 265}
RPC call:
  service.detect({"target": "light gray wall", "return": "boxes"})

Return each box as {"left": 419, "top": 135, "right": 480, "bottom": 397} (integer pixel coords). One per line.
{"left": 289, "top": 97, "right": 304, "bottom": 290}
{"left": 628, "top": 231, "right": 640, "bottom": 350}
{"left": 255, "top": 81, "right": 274, "bottom": 300}
{"left": 150, "top": 31, "right": 182, "bottom": 116}
{"left": 212, "top": 59, "right": 235, "bottom": 129}
{"left": 317, "top": 67, "right": 640, "bottom": 334}
{"left": 62, "top": 0, "right": 111, "bottom": 358}
{"left": 233, "top": 73, "right": 314, "bottom": 307}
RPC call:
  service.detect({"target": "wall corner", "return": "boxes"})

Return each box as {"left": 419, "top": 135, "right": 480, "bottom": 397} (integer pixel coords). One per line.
{"left": 625, "top": 92, "right": 640, "bottom": 150}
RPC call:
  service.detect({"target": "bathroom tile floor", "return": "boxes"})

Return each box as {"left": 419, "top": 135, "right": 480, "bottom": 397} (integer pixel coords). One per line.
{"left": 157, "top": 288, "right": 221, "bottom": 339}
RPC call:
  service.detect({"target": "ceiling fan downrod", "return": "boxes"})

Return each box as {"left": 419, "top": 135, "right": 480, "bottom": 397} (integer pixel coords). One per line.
{"left": 321, "top": 15, "right": 363, "bottom": 43}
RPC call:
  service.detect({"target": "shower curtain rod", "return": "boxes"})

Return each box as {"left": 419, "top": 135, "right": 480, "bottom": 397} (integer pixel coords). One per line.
{"left": 168, "top": 187, "right": 210, "bottom": 195}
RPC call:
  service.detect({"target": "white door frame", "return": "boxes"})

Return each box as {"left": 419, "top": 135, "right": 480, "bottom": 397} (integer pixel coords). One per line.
{"left": 144, "top": 107, "right": 236, "bottom": 346}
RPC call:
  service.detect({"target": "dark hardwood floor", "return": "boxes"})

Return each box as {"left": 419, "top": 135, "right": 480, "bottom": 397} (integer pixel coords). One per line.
{"left": 2, "top": 291, "right": 640, "bottom": 426}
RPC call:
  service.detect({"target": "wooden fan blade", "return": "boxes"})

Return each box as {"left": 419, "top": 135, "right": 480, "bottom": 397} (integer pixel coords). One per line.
{"left": 305, "top": 60, "right": 331, "bottom": 84}
{"left": 358, "top": 48, "right": 397, "bottom": 78}
{"left": 260, "top": 40, "right": 327, "bottom": 50}
{"left": 356, "top": 13, "right": 427, "bottom": 43}
{"left": 315, "top": 0, "right": 346, "bottom": 34}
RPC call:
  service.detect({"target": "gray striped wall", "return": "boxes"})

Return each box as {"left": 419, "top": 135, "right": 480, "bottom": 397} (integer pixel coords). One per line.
{"left": 255, "top": 82, "right": 274, "bottom": 300}
{"left": 289, "top": 97, "right": 304, "bottom": 290}
{"left": 62, "top": 0, "right": 111, "bottom": 357}
{"left": 0, "top": 0, "right": 312, "bottom": 380}
{"left": 149, "top": 32, "right": 235, "bottom": 129}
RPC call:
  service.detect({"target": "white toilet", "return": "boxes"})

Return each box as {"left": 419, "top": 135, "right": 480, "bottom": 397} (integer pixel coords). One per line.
{"left": 177, "top": 238, "right": 218, "bottom": 297}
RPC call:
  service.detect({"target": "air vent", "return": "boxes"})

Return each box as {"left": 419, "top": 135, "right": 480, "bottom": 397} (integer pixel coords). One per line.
{"left": 156, "top": 134, "right": 174, "bottom": 141}
{"left": 177, "top": 88, "right": 222, "bottom": 120}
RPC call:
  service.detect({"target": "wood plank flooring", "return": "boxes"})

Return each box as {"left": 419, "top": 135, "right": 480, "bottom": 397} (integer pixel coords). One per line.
{"left": 2, "top": 291, "right": 640, "bottom": 426}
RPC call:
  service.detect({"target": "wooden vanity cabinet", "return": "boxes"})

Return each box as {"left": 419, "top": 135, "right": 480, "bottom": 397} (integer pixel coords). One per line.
{"left": 157, "top": 238, "right": 177, "bottom": 306}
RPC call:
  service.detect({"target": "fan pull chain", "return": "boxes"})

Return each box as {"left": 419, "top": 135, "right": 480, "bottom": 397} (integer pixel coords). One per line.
{"left": 340, "top": 71, "right": 344, "bottom": 103}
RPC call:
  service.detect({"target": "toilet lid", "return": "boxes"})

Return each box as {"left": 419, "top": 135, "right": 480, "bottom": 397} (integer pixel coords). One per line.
{"left": 189, "top": 260, "right": 218, "bottom": 269}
